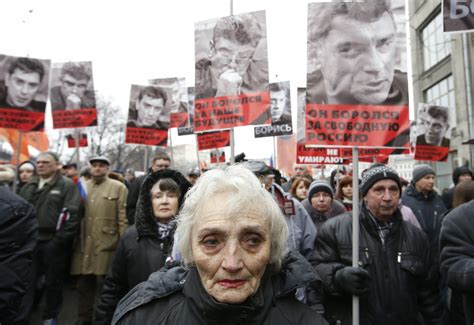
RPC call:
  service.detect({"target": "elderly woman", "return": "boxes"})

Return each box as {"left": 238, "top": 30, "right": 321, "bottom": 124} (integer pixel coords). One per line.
{"left": 112, "top": 166, "right": 328, "bottom": 325}
{"left": 94, "top": 169, "right": 191, "bottom": 325}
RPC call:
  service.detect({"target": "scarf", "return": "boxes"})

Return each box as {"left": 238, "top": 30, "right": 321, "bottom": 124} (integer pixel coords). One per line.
{"left": 156, "top": 219, "right": 177, "bottom": 240}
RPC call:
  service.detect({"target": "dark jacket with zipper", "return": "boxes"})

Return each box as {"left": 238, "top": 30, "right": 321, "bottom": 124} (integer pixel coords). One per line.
{"left": 311, "top": 204, "right": 443, "bottom": 325}
{"left": 440, "top": 200, "right": 474, "bottom": 325}
{"left": 19, "top": 171, "right": 80, "bottom": 242}
{"left": 112, "top": 251, "right": 328, "bottom": 325}
{"left": 0, "top": 187, "right": 38, "bottom": 324}
{"left": 94, "top": 169, "right": 191, "bottom": 325}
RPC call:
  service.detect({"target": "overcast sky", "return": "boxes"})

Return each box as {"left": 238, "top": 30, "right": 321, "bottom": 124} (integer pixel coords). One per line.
{"left": 2, "top": 0, "right": 412, "bottom": 161}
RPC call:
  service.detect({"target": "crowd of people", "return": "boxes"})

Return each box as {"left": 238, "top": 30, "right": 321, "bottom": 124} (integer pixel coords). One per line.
{"left": 1, "top": 150, "right": 474, "bottom": 325}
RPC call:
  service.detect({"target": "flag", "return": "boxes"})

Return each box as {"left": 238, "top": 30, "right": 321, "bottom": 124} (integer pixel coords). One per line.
{"left": 77, "top": 176, "right": 88, "bottom": 202}
{"left": 56, "top": 208, "right": 70, "bottom": 231}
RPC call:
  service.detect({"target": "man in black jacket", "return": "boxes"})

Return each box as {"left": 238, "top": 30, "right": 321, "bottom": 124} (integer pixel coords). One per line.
{"left": 312, "top": 165, "right": 442, "bottom": 324}
{"left": 0, "top": 187, "right": 38, "bottom": 325}
{"left": 440, "top": 200, "right": 474, "bottom": 325}
{"left": 19, "top": 151, "right": 81, "bottom": 324}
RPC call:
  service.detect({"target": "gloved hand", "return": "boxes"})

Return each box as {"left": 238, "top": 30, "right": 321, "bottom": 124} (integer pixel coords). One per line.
{"left": 335, "top": 267, "right": 370, "bottom": 295}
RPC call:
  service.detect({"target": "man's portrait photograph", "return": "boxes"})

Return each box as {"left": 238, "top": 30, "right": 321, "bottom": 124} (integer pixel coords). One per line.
{"left": 306, "top": 0, "right": 409, "bottom": 106}
{"left": 149, "top": 77, "right": 188, "bottom": 120}
{"left": 194, "top": 10, "right": 269, "bottom": 99}
{"left": 50, "top": 61, "right": 96, "bottom": 111}
{"left": 269, "top": 81, "right": 292, "bottom": 126}
{"left": 415, "top": 103, "right": 451, "bottom": 148}
{"left": 0, "top": 55, "right": 50, "bottom": 113}
{"left": 127, "top": 84, "right": 170, "bottom": 130}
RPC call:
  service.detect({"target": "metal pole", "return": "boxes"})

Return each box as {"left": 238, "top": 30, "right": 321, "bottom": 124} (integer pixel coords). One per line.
{"left": 352, "top": 147, "right": 360, "bottom": 325}
{"left": 74, "top": 129, "right": 81, "bottom": 168}
{"left": 168, "top": 129, "right": 174, "bottom": 163}
{"left": 12, "top": 130, "right": 23, "bottom": 193}
{"left": 272, "top": 136, "right": 277, "bottom": 168}
{"left": 229, "top": 0, "right": 235, "bottom": 164}
{"left": 143, "top": 146, "right": 149, "bottom": 172}
{"left": 230, "top": 128, "right": 235, "bottom": 164}
{"left": 195, "top": 134, "right": 201, "bottom": 173}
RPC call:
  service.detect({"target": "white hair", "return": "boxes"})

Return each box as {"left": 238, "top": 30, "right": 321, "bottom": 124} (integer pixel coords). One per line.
{"left": 177, "top": 165, "right": 289, "bottom": 271}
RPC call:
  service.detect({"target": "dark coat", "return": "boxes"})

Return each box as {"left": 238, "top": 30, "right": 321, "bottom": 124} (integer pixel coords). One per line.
{"left": 125, "top": 169, "right": 151, "bottom": 225}
{"left": 311, "top": 204, "right": 443, "bottom": 325}
{"left": 301, "top": 198, "right": 346, "bottom": 230}
{"left": 402, "top": 184, "right": 447, "bottom": 284}
{"left": 0, "top": 187, "right": 38, "bottom": 324}
{"left": 19, "top": 171, "right": 81, "bottom": 242}
{"left": 112, "top": 252, "right": 328, "bottom": 325}
{"left": 440, "top": 200, "right": 474, "bottom": 325}
{"left": 94, "top": 169, "right": 191, "bottom": 325}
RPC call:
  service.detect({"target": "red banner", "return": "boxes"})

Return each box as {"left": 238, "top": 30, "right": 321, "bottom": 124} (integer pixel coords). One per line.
{"left": 170, "top": 112, "right": 189, "bottom": 128}
{"left": 67, "top": 134, "right": 88, "bottom": 148}
{"left": 125, "top": 127, "right": 168, "bottom": 146}
{"left": 0, "top": 108, "right": 44, "bottom": 131}
{"left": 296, "top": 145, "right": 411, "bottom": 165}
{"left": 52, "top": 108, "right": 97, "bottom": 129}
{"left": 210, "top": 151, "right": 226, "bottom": 163}
{"left": 197, "top": 130, "right": 230, "bottom": 151}
{"left": 305, "top": 104, "right": 410, "bottom": 148}
{"left": 415, "top": 145, "right": 449, "bottom": 162}
{"left": 194, "top": 92, "right": 270, "bottom": 132}
{"left": 296, "top": 145, "right": 346, "bottom": 165}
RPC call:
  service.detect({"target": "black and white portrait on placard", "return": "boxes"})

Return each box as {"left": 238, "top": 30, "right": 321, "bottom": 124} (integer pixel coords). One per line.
{"left": 127, "top": 85, "right": 169, "bottom": 130}
{"left": 415, "top": 103, "right": 451, "bottom": 148}
{"left": 306, "top": 0, "right": 409, "bottom": 106}
{"left": 194, "top": 10, "right": 269, "bottom": 99}
{"left": 0, "top": 55, "right": 50, "bottom": 112}
{"left": 50, "top": 61, "right": 96, "bottom": 111}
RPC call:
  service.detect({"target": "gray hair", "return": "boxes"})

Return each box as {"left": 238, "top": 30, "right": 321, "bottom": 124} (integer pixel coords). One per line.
{"left": 177, "top": 165, "right": 289, "bottom": 271}
{"left": 308, "top": 0, "right": 394, "bottom": 45}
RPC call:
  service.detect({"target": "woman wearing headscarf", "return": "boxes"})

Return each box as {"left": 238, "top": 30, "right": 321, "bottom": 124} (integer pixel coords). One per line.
{"left": 94, "top": 169, "right": 191, "bottom": 325}
{"left": 17, "top": 160, "right": 36, "bottom": 192}
{"left": 112, "top": 166, "right": 328, "bottom": 325}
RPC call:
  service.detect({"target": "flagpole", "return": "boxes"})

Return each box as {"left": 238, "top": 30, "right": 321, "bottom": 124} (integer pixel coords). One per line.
{"left": 12, "top": 130, "right": 23, "bottom": 193}
{"left": 74, "top": 129, "right": 81, "bottom": 168}
{"left": 352, "top": 147, "right": 360, "bottom": 325}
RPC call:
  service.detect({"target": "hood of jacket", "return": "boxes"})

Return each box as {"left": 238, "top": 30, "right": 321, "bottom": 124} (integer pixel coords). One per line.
{"left": 134, "top": 169, "right": 192, "bottom": 238}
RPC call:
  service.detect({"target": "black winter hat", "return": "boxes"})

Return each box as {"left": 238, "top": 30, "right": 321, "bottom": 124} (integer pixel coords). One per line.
{"left": 452, "top": 166, "right": 473, "bottom": 185}
{"left": 412, "top": 164, "right": 435, "bottom": 184}
{"left": 360, "top": 165, "right": 401, "bottom": 197}
{"left": 308, "top": 180, "right": 334, "bottom": 199}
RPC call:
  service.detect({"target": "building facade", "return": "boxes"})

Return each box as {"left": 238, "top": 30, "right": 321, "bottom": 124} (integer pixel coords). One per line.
{"left": 409, "top": 0, "right": 474, "bottom": 190}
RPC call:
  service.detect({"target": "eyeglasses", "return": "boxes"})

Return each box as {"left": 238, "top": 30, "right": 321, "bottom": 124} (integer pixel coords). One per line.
{"left": 214, "top": 49, "right": 254, "bottom": 65}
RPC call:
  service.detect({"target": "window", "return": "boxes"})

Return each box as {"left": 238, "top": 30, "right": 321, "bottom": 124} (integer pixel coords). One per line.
{"left": 424, "top": 75, "right": 456, "bottom": 121}
{"left": 421, "top": 13, "right": 451, "bottom": 71}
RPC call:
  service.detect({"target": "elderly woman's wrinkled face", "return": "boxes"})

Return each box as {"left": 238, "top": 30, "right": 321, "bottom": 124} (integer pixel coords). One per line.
{"left": 191, "top": 193, "right": 271, "bottom": 304}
